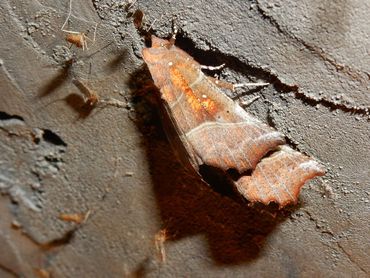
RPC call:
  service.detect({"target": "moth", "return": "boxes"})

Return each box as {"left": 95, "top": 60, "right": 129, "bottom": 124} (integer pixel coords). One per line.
{"left": 142, "top": 35, "right": 325, "bottom": 207}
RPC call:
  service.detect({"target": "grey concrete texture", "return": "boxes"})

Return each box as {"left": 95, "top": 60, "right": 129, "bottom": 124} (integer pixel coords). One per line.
{"left": 0, "top": 0, "right": 369, "bottom": 277}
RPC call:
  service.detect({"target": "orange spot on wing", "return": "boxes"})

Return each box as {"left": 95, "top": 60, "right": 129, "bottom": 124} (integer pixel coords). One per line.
{"left": 170, "top": 67, "right": 203, "bottom": 112}
{"left": 200, "top": 98, "right": 216, "bottom": 113}
{"left": 169, "top": 67, "right": 218, "bottom": 115}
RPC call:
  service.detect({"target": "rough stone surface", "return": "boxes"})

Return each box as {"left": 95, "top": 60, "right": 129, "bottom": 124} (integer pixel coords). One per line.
{"left": 0, "top": 0, "right": 369, "bottom": 277}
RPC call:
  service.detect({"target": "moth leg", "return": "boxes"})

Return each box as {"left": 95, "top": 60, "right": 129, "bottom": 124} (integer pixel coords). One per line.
{"left": 147, "top": 18, "right": 157, "bottom": 32}
{"left": 207, "top": 76, "right": 265, "bottom": 106}
{"left": 207, "top": 76, "right": 269, "bottom": 91}
{"left": 200, "top": 64, "right": 225, "bottom": 71}
{"left": 207, "top": 76, "right": 235, "bottom": 91}
{"left": 233, "top": 82, "right": 269, "bottom": 90}
{"left": 147, "top": 15, "right": 164, "bottom": 32}
{"left": 239, "top": 95, "right": 261, "bottom": 107}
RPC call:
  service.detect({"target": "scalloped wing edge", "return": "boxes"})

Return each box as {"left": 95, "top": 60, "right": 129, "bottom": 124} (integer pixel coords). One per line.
{"left": 234, "top": 146, "right": 325, "bottom": 207}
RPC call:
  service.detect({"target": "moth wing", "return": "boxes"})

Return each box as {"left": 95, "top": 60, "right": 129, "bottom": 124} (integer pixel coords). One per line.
{"left": 235, "top": 146, "right": 325, "bottom": 206}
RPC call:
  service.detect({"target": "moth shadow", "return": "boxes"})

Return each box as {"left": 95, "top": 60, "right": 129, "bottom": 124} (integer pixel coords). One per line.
{"left": 64, "top": 93, "right": 95, "bottom": 119}
{"left": 147, "top": 133, "right": 298, "bottom": 265}
{"left": 128, "top": 65, "right": 300, "bottom": 266}
{"left": 38, "top": 59, "right": 75, "bottom": 98}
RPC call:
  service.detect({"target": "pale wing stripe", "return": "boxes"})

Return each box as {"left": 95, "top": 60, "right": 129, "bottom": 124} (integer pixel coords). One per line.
{"left": 185, "top": 121, "right": 264, "bottom": 138}
{"left": 239, "top": 130, "right": 283, "bottom": 155}
{"left": 169, "top": 90, "right": 185, "bottom": 109}
{"left": 237, "top": 130, "right": 282, "bottom": 169}
{"left": 169, "top": 68, "right": 204, "bottom": 109}
{"left": 188, "top": 70, "right": 204, "bottom": 89}
{"left": 241, "top": 122, "right": 282, "bottom": 166}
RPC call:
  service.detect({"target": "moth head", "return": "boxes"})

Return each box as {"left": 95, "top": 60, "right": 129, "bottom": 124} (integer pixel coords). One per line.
{"left": 151, "top": 35, "right": 173, "bottom": 49}
{"left": 142, "top": 36, "right": 172, "bottom": 64}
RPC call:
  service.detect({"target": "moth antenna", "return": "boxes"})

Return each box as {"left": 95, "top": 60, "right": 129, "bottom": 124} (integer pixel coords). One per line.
{"left": 200, "top": 64, "right": 225, "bottom": 71}
{"left": 147, "top": 14, "right": 164, "bottom": 32}
{"left": 169, "top": 17, "right": 178, "bottom": 46}
{"left": 171, "top": 24, "right": 178, "bottom": 40}
{"left": 147, "top": 18, "right": 157, "bottom": 32}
